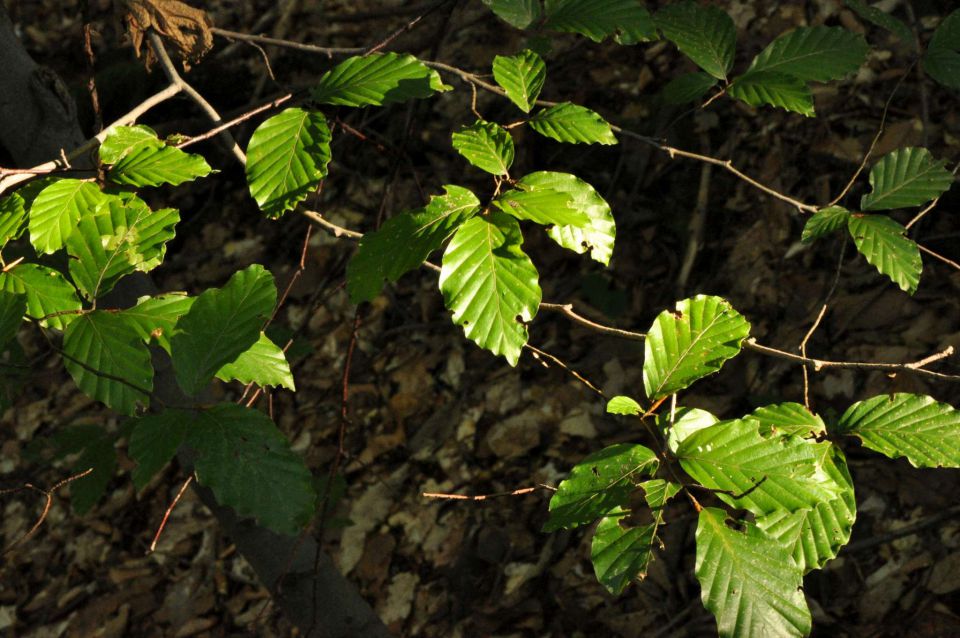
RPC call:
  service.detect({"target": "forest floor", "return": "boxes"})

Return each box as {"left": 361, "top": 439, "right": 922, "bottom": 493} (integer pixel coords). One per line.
{"left": 2, "top": 0, "right": 960, "bottom": 636}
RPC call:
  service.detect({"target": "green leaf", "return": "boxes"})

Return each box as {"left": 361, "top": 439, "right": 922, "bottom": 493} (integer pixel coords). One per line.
{"left": 678, "top": 419, "right": 843, "bottom": 516}
{"left": 655, "top": 1, "right": 736, "bottom": 80}
{"left": 543, "top": 443, "right": 658, "bottom": 531}
{"left": 28, "top": 179, "right": 105, "bottom": 254}
{"left": 107, "top": 144, "right": 212, "bottom": 188}
{"left": 801, "top": 205, "right": 850, "bottom": 242}
{"left": 643, "top": 295, "right": 751, "bottom": 400}
{"left": 215, "top": 332, "right": 295, "bottom": 390}
{"left": 756, "top": 442, "right": 856, "bottom": 572}
{"left": 658, "top": 406, "right": 719, "bottom": 453}
{"left": 63, "top": 311, "right": 153, "bottom": 415}
{"left": 517, "top": 171, "right": 616, "bottom": 265}
{"left": 46, "top": 424, "right": 117, "bottom": 514}
{"left": 728, "top": 71, "right": 814, "bottom": 117}
{"left": 847, "top": 214, "right": 921, "bottom": 294}
{"left": 642, "top": 478, "right": 682, "bottom": 509}
{"left": 860, "top": 147, "right": 954, "bottom": 211}
{"left": 492, "top": 49, "right": 546, "bottom": 113}
{"left": 66, "top": 197, "right": 179, "bottom": 301}
{"left": 0, "top": 193, "right": 27, "bottom": 249}
{"left": 591, "top": 507, "right": 657, "bottom": 595}
{"left": 748, "top": 402, "right": 826, "bottom": 438}
{"left": 128, "top": 409, "right": 191, "bottom": 490}
{"left": 661, "top": 71, "right": 718, "bottom": 104}
{"left": 696, "top": 508, "right": 810, "bottom": 638}
{"left": 835, "top": 393, "right": 960, "bottom": 468}
{"left": 186, "top": 403, "right": 316, "bottom": 535}
{"left": 311, "top": 53, "right": 450, "bottom": 107}
{"left": 346, "top": 185, "right": 480, "bottom": 303}
{"left": 98, "top": 124, "right": 164, "bottom": 164}
{"left": 590, "top": 478, "right": 681, "bottom": 595}
{"left": 245, "top": 108, "right": 332, "bottom": 219}
{"left": 482, "top": 0, "right": 541, "bottom": 29}
{"left": 119, "top": 293, "right": 195, "bottom": 354}
{"left": 493, "top": 188, "right": 587, "bottom": 226}
{"left": 0, "top": 263, "right": 81, "bottom": 330}
{"left": 528, "top": 103, "right": 617, "bottom": 145}
{"left": 924, "top": 10, "right": 960, "bottom": 90}
{"left": 0, "top": 291, "right": 25, "bottom": 347}
{"left": 747, "top": 26, "right": 868, "bottom": 82}
{"left": 544, "top": 0, "right": 655, "bottom": 43}
{"left": 607, "top": 395, "right": 642, "bottom": 415}
{"left": 439, "top": 211, "right": 541, "bottom": 365}
{"left": 844, "top": 0, "right": 914, "bottom": 49}
{"left": 171, "top": 265, "right": 277, "bottom": 396}
{"left": 451, "top": 121, "right": 515, "bottom": 175}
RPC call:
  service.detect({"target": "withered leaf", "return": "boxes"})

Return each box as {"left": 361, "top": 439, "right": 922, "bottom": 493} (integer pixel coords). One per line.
{"left": 124, "top": 0, "right": 213, "bottom": 70}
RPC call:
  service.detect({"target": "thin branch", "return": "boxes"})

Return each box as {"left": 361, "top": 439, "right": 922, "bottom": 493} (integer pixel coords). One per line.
{"left": 147, "top": 31, "right": 246, "bottom": 164}
{"left": 149, "top": 474, "right": 194, "bottom": 552}
{"left": 2, "top": 468, "right": 93, "bottom": 555}
{"left": 422, "top": 485, "right": 551, "bottom": 501}
{"left": 919, "top": 243, "right": 960, "bottom": 271}
{"left": 525, "top": 343, "right": 605, "bottom": 397}
{"left": 211, "top": 27, "right": 365, "bottom": 56}
{"left": 905, "top": 163, "right": 960, "bottom": 230}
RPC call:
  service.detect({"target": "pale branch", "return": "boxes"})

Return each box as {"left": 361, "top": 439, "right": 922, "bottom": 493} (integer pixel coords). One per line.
{"left": 146, "top": 32, "right": 245, "bottom": 164}
{"left": 0, "top": 83, "right": 182, "bottom": 195}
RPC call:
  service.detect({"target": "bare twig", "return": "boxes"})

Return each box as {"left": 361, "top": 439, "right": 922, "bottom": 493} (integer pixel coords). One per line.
{"left": 800, "top": 304, "right": 828, "bottom": 409}
{"left": 1, "top": 468, "right": 93, "bottom": 555}
{"left": 525, "top": 343, "right": 605, "bottom": 396}
{"left": 422, "top": 485, "right": 552, "bottom": 500}
{"left": 147, "top": 31, "right": 246, "bottom": 164}
{"left": 149, "top": 474, "right": 194, "bottom": 552}
{"left": 905, "top": 163, "right": 960, "bottom": 230}
{"left": 211, "top": 27, "right": 365, "bottom": 57}
{"left": 919, "top": 243, "right": 960, "bottom": 271}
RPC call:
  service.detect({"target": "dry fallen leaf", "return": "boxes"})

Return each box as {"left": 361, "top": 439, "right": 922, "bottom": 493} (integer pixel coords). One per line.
{"left": 123, "top": 0, "right": 213, "bottom": 70}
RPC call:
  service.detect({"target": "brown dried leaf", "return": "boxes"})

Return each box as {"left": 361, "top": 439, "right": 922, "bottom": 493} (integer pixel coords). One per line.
{"left": 123, "top": 0, "right": 213, "bottom": 70}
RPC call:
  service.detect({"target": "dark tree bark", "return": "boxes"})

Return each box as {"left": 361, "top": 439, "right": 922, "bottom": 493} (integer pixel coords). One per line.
{"left": 0, "top": 8, "right": 390, "bottom": 637}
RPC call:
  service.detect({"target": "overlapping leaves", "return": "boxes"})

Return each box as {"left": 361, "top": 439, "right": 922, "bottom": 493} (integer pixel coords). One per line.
{"left": 171, "top": 265, "right": 277, "bottom": 396}
{"left": 543, "top": 443, "right": 658, "bottom": 531}
{"left": 130, "top": 404, "right": 316, "bottom": 535}
{"left": 347, "top": 185, "right": 480, "bottom": 303}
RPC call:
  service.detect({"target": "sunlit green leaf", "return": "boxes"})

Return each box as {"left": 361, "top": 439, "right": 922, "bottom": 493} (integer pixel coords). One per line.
{"left": 678, "top": 419, "right": 843, "bottom": 516}
{"left": 171, "top": 265, "right": 277, "bottom": 396}
{"left": 802, "top": 205, "right": 850, "bottom": 242}
{"left": 66, "top": 197, "right": 179, "bottom": 300}
{"left": 311, "top": 53, "right": 450, "bottom": 107}
{"left": 216, "top": 331, "right": 295, "bottom": 390}
{"left": 451, "top": 120, "right": 515, "bottom": 175}
{"left": 836, "top": 393, "right": 960, "bottom": 468}
{"left": 98, "top": 124, "right": 163, "bottom": 164}
{"left": 607, "top": 395, "right": 641, "bottom": 415}
{"left": 492, "top": 49, "right": 546, "bottom": 112}
{"left": 0, "top": 193, "right": 27, "bottom": 249}
{"left": 728, "top": 71, "right": 814, "bottom": 116}
{"left": 28, "top": 179, "right": 105, "bottom": 254}
{"left": 747, "top": 402, "right": 826, "bottom": 438}
{"left": 245, "top": 108, "right": 332, "bottom": 219}
{"left": 528, "top": 103, "right": 617, "bottom": 145}
{"left": 493, "top": 188, "right": 587, "bottom": 226}
{"left": 643, "top": 295, "right": 751, "bottom": 400}
{"left": 517, "top": 171, "right": 616, "bottom": 265}
{"left": 847, "top": 214, "right": 921, "bottom": 294}
{"left": 0, "top": 263, "right": 81, "bottom": 330}
{"left": 860, "top": 147, "right": 954, "bottom": 211}
{"left": 108, "top": 144, "right": 212, "bottom": 188}
{"left": 658, "top": 406, "right": 719, "bottom": 453}
{"left": 544, "top": 443, "right": 658, "bottom": 531}
{"left": 696, "top": 508, "right": 810, "bottom": 638}
{"left": 119, "top": 293, "right": 195, "bottom": 354}
{"left": 439, "top": 210, "right": 541, "bottom": 365}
